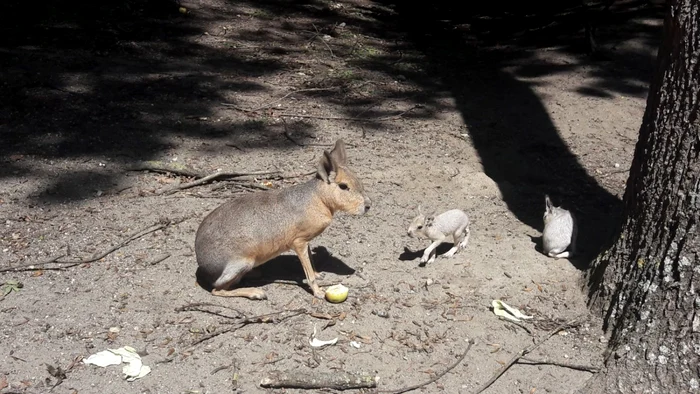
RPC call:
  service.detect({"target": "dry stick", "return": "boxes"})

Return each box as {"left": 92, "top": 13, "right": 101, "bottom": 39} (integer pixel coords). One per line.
{"left": 311, "top": 23, "right": 336, "bottom": 58}
{"left": 274, "top": 104, "right": 421, "bottom": 123}
{"left": 517, "top": 357, "right": 600, "bottom": 373}
{"left": 127, "top": 160, "right": 203, "bottom": 177}
{"left": 600, "top": 167, "right": 630, "bottom": 178}
{"left": 156, "top": 170, "right": 280, "bottom": 195}
{"left": 176, "top": 302, "right": 245, "bottom": 320}
{"left": 261, "top": 371, "right": 378, "bottom": 390}
{"left": 221, "top": 87, "right": 340, "bottom": 113}
{"left": 501, "top": 318, "right": 533, "bottom": 335}
{"left": 182, "top": 308, "right": 308, "bottom": 346}
{"left": 0, "top": 220, "right": 183, "bottom": 273}
{"left": 472, "top": 317, "right": 584, "bottom": 394}
{"left": 380, "top": 339, "right": 476, "bottom": 394}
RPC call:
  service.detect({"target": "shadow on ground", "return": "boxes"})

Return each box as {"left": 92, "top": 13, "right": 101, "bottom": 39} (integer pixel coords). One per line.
{"left": 1, "top": 0, "right": 664, "bottom": 266}
{"left": 362, "top": 0, "right": 664, "bottom": 267}
{"left": 195, "top": 246, "right": 354, "bottom": 296}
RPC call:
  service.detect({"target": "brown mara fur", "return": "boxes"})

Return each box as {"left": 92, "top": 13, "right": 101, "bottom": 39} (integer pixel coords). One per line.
{"left": 195, "top": 140, "right": 371, "bottom": 300}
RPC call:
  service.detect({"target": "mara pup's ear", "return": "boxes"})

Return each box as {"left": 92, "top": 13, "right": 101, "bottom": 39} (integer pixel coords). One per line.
{"left": 545, "top": 195, "right": 554, "bottom": 213}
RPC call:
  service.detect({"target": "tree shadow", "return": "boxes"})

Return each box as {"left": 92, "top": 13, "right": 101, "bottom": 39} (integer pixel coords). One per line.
{"left": 0, "top": 0, "right": 314, "bottom": 202}
{"left": 362, "top": 0, "right": 664, "bottom": 268}
{"left": 1, "top": 0, "right": 664, "bottom": 267}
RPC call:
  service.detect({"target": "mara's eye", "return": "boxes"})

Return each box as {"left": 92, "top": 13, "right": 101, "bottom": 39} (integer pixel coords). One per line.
{"left": 338, "top": 183, "right": 349, "bottom": 190}
{"left": 417, "top": 225, "right": 423, "bottom": 230}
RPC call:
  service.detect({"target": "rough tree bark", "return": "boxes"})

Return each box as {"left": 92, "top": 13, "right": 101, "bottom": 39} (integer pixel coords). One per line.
{"left": 584, "top": 0, "right": 700, "bottom": 392}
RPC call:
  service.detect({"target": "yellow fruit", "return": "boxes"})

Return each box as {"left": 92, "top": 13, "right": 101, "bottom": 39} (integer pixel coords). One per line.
{"left": 325, "top": 284, "right": 348, "bottom": 303}
{"left": 179, "top": 7, "right": 188, "bottom": 14}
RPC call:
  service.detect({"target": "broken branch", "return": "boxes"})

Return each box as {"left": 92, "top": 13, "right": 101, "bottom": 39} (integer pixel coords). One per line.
{"left": 273, "top": 104, "right": 422, "bottom": 123}
{"left": 380, "top": 339, "right": 475, "bottom": 394}
{"left": 472, "top": 317, "right": 584, "bottom": 394}
{"left": 517, "top": 356, "right": 600, "bottom": 373}
{"left": 179, "top": 307, "right": 308, "bottom": 346}
{"left": 221, "top": 87, "right": 340, "bottom": 113}
{"left": 0, "top": 219, "right": 187, "bottom": 273}
{"left": 128, "top": 160, "right": 202, "bottom": 177}
{"left": 156, "top": 170, "right": 279, "bottom": 195}
{"left": 260, "top": 370, "right": 378, "bottom": 390}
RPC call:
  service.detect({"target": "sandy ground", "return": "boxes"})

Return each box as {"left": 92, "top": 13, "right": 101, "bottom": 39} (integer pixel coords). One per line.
{"left": 0, "top": 0, "right": 663, "bottom": 392}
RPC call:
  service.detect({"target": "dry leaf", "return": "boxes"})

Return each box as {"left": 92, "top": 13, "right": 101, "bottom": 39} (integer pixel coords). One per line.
{"left": 310, "top": 312, "right": 334, "bottom": 320}
{"left": 532, "top": 280, "right": 543, "bottom": 292}
{"left": 265, "top": 352, "right": 278, "bottom": 361}
{"left": 32, "top": 270, "right": 43, "bottom": 277}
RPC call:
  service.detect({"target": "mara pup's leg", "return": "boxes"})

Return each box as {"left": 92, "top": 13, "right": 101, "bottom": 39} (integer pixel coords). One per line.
{"left": 548, "top": 250, "right": 570, "bottom": 259}
{"left": 421, "top": 235, "right": 445, "bottom": 264}
{"left": 211, "top": 259, "right": 267, "bottom": 300}
{"left": 459, "top": 227, "right": 470, "bottom": 249}
{"left": 443, "top": 230, "right": 465, "bottom": 258}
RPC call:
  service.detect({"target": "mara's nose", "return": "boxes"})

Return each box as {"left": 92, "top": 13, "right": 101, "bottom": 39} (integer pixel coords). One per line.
{"left": 364, "top": 197, "right": 372, "bottom": 212}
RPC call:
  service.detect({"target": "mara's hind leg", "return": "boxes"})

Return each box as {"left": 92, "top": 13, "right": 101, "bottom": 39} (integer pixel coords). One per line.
{"left": 443, "top": 230, "right": 465, "bottom": 258}
{"left": 548, "top": 250, "right": 570, "bottom": 259}
{"left": 211, "top": 260, "right": 267, "bottom": 300}
{"left": 459, "top": 227, "right": 470, "bottom": 249}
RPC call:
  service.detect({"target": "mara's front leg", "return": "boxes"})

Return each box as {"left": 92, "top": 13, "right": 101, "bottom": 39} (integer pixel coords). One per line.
{"left": 293, "top": 240, "right": 325, "bottom": 299}
{"left": 421, "top": 238, "right": 444, "bottom": 264}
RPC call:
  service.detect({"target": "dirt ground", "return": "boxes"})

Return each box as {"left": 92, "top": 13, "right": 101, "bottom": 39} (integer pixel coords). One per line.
{"left": 0, "top": 0, "right": 664, "bottom": 393}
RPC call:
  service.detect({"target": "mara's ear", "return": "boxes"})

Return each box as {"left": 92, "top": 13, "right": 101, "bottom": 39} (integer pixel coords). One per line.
{"left": 545, "top": 195, "right": 553, "bottom": 212}
{"left": 317, "top": 150, "right": 338, "bottom": 183}
{"left": 329, "top": 139, "right": 347, "bottom": 166}
{"left": 425, "top": 216, "right": 435, "bottom": 227}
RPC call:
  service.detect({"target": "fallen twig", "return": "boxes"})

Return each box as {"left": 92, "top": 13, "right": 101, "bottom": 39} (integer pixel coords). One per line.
{"left": 0, "top": 219, "right": 186, "bottom": 273}
{"left": 312, "top": 23, "right": 336, "bottom": 58}
{"left": 128, "top": 160, "right": 202, "bottom": 177}
{"left": 261, "top": 370, "right": 378, "bottom": 390}
{"left": 175, "top": 302, "right": 245, "bottom": 320}
{"left": 600, "top": 167, "right": 630, "bottom": 178}
{"left": 380, "top": 339, "right": 475, "bottom": 394}
{"left": 180, "top": 307, "right": 308, "bottom": 346}
{"left": 517, "top": 356, "right": 600, "bottom": 373}
{"left": 273, "top": 104, "right": 422, "bottom": 123}
{"left": 156, "top": 170, "right": 279, "bottom": 195}
{"left": 221, "top": 87, "right": 340, "bottom": 113}
{"left": 472, "top": 317, "right": 584, "bottom": 394}
{"left": 501, "top": 318, "right": 533, "bottom": 335}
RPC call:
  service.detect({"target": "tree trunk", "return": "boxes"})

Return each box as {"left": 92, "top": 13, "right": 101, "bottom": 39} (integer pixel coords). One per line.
{"left": 584, "top": 0, "right": 700, "bottom": 392}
